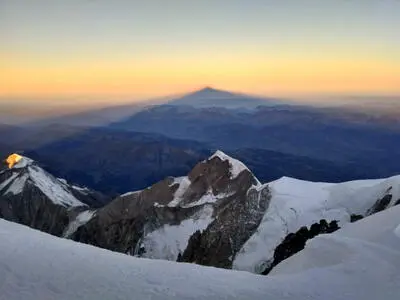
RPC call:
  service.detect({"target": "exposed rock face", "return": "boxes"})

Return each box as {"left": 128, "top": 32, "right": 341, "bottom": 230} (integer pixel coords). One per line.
{"left": 73, "top": 177, "right": 185, "bottom": 252}
{"left": 0, "top": 155, "right": 103, "bottom": 236}
{"left": 73, "top": 151, "right": 270, "bottom": 267}
{"left": 350, "top": 214, "right": 364, "bottom": 222}
{"left": 367, "top": 193, "right": 393, "bottom": 215}
{"left": 178, "top": 184, "right": 270, "bottom": 268}
{"left": 366, "top": 185, "right": 400, "bottom": 216}
{"left": 0, "top": 184, "right": 71, "bottom": 236}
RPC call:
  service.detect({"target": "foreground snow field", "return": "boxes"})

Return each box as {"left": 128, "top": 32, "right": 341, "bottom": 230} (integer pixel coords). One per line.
{"left": 1, "top": 204, "right": 400, "bottom": 299}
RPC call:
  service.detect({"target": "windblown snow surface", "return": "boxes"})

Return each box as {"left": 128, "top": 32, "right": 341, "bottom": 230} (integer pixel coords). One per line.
{"left": 1, "top": 204, "right": 400, "bottom": 300}
{"left": 233, "top": 175, "right": 400, "bottom": 273}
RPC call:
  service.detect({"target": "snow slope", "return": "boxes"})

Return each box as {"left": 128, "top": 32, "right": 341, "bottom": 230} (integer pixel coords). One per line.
{"left": 63, "top": 210, "right": 95, "bottom": 238}
{"left": 233, "top": 175, "right": 400, "bottom": 272}
{"left": 140, "top": 205, "right": 214, "bottom": 260}
{"left": 271, "top": 204, "right": 400, "bottom": 300}
{"left": 1, "top": 204, "right": 400, "bottom": 300}
{"left": 28, "top": 165, "right": 85, "bottom": 207}
{"left": 168, "top": 176, "right": 191, "bottom": 207}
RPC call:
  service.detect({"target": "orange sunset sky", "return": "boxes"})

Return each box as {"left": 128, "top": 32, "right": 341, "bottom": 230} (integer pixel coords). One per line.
{"left": 1, "top": 0, "right": 400, "bottom": 105}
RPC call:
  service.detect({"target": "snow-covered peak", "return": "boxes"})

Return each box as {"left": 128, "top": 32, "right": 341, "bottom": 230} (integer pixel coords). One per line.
{"left": 1, "top": 156, "right": 86, "bottom": 208}
{"left": 208, "top": 150, "right": 260, "bottom": 184}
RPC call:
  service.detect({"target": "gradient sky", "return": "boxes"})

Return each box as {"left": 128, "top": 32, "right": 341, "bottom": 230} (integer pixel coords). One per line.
{"left": 1, "top": 0, "right": 400, "bottom": 104}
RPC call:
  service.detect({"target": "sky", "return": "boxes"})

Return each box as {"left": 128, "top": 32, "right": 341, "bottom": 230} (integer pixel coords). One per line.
{"left": 1, "top": 0, "right": 400, "bottom": 105}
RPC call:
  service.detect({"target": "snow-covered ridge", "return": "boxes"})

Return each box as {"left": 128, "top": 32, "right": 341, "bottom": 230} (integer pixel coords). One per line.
{"left": 26, "top": 165, "right": 85, "bottom": 207}
{"left": 233, "top": 175, "right": 400, "bottom": 273}
{"left": 1, "top": 156, "right": 85, "bottom": 208}
{"left": 58, "top": 178, "right": 91, "bottom": 195}
{"left": 121, "top": 190, "right": 142, "bottom": 197}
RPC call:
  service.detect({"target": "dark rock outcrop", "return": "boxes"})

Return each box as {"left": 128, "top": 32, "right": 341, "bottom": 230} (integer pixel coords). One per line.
{"left": 350, "top": 214, "right": 364, "bottom": 222}
{"left": 367, "top": 194, "right": 393, "bottom": 215}
{"left": 261, "top": 219, "right": 340, "bottom": 275}
{"left": 178, "top": 184, "right": 270, "bottom": 268}
{"left": 0, "top": 183, "right": 72, "bottom": 236}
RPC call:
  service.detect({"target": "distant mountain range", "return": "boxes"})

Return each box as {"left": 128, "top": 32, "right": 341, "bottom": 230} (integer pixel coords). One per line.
{"left": 0, "top": 87, "right": 399, "bottom": 195}
{"left": 109, "top": 97, "right": 400, "bottom": 180}
{"left": 25, "top": 128, "right": 210, "bottom": 194}
{"left": 27, "top": 103, "right": 146, "bottom": 127}
{"left": 25, "top": 130, "right": 378, "bottom": 194}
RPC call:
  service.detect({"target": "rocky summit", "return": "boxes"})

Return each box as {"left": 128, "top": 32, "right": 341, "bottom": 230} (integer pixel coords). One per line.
{"left": 71, "top": 150, "right": 270, "bottom": 269}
